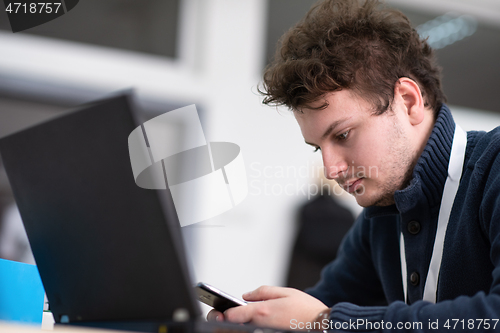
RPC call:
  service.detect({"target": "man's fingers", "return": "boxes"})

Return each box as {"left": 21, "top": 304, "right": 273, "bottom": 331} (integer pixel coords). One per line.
{"left": 207, "top": 309, "right": 224, "bottom": 322}
{"left": 224, "top": 304, "right": 255, "bottom": 324}
{"left": 242, "top": 285, "right": 291, "bottom": 301}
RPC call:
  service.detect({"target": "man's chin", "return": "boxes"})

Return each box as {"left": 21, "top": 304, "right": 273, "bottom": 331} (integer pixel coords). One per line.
{"left": 354, "top": 197, "right": 373, "bottom": 208}
{"left": 351, "top": 191, "right": 371, "bottom": 207}
{"left": 353, "top": 190, "right": 395, "bottom": 207}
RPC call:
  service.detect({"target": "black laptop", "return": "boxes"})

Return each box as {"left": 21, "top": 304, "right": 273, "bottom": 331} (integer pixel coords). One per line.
{"left": 0, "top": 94, "right": 269, "bottom": 333}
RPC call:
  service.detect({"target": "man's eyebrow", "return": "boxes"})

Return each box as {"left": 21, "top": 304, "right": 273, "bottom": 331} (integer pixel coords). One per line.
{"left": 321, "top": 117, "right": 351, "bottom": 139}
{"left": 304, "top": 117, "right": 351, "bottom": 146}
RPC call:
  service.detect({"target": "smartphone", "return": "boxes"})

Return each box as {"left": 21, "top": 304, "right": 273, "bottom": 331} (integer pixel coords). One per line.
{"left": 195, "top": 282, "right": 247, "bottom": 312}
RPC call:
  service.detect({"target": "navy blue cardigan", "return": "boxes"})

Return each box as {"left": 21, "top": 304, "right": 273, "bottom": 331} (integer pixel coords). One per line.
{"left": 307, "top": 105, "right": 500, "bottom": 331}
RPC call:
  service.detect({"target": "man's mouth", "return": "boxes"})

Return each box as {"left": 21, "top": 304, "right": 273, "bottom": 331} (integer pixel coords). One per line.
{"left": 341, "top": 178, "right": 364, "bottom": 194}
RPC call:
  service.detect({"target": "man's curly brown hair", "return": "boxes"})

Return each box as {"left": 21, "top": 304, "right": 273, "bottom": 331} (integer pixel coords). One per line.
{"left": 260, "top": 0, "right": 446, "bottom": 116}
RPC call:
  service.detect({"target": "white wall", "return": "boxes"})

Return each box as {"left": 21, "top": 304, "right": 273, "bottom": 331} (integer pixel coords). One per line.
{"left": 451, "top": 105, "right": 500, "bottom": 132}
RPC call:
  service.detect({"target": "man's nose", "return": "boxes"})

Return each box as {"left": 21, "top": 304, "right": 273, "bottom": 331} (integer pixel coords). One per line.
{"left": 322, "top": 150, "right": 348, "bottom": 180}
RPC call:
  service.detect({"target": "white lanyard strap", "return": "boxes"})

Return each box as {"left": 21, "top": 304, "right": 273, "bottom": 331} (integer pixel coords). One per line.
{"left": 400, "top": 233, "right": 408, "bottom": 304}
{"left": 400, "top": 124, "right": 467, "bottom": 304}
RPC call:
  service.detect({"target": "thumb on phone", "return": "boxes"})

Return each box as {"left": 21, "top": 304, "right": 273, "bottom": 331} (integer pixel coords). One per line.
{"left": 207, "top": 309, "right": 224, "bottom": 322}
{"left": 242, "top": 286, "right": 290, "bottom": 301}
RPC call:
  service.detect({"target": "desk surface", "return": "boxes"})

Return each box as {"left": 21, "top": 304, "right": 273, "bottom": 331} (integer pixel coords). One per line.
{"left": 0, "top": 321, "right": 129, "bottom": 333}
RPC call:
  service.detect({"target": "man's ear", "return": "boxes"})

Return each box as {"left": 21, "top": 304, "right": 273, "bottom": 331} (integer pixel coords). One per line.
{"left": 395, "top": 77, "right": 426, "bottom": 126}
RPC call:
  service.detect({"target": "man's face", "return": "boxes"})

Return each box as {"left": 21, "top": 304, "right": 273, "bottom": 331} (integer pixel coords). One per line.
{"left": 295, "top": 89, "right": 417, "bottom": 207}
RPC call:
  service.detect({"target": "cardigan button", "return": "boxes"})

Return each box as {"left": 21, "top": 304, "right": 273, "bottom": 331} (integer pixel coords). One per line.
{"left": 408, "top": 220, "right": 421, "bottom": 235}
{"left": 410, "top": 272, "right": 420, "bottom": 286}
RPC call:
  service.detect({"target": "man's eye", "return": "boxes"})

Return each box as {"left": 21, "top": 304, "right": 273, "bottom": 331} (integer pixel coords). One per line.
{"left": 337, "top": 130, "right": 350, "bottom": 140}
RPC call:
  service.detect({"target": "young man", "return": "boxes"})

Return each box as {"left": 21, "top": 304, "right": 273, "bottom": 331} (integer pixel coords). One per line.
{"left": 209, "top": 0, "right": 500, "bottom": 331}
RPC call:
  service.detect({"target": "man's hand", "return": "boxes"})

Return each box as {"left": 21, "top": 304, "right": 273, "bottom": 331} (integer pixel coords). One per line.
{"left": 207, "top": 286, "right": 329, "bottom": 330}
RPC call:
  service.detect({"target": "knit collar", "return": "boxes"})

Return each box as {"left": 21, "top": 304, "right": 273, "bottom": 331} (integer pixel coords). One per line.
{"left": 365, "top": 104, "right": 455, "bottom": 218}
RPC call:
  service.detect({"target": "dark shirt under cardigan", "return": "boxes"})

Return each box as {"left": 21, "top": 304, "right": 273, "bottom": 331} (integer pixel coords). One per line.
{"left": 307, "top": 105, "right": 500, "bottom": 331}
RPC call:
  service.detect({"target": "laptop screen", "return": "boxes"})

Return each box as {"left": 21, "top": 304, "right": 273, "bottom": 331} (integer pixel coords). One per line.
{"left": 0, "top": 94, "right": 200, "bottom": 324}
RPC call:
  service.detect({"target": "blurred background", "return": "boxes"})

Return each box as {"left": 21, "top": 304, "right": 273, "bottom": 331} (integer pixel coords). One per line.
{"left": 0, "top": 0, "right": 499, "bottom": 315}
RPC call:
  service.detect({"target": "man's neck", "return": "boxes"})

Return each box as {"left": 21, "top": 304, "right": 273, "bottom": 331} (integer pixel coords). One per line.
{"left": 394, "top": 107, "right": 438, "bottom": 201}
{"left": 415, "top": 107, "right": 437, "bottom": 165}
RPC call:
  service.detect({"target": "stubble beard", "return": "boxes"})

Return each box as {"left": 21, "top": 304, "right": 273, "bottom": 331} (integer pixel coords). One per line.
{"left": 367, "top": 119, "right": 417, "bottom": 207}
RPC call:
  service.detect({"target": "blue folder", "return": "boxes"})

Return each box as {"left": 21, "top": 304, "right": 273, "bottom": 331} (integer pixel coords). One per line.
{"left": 0, "top": 258, "right": 45, "bottom": 324}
